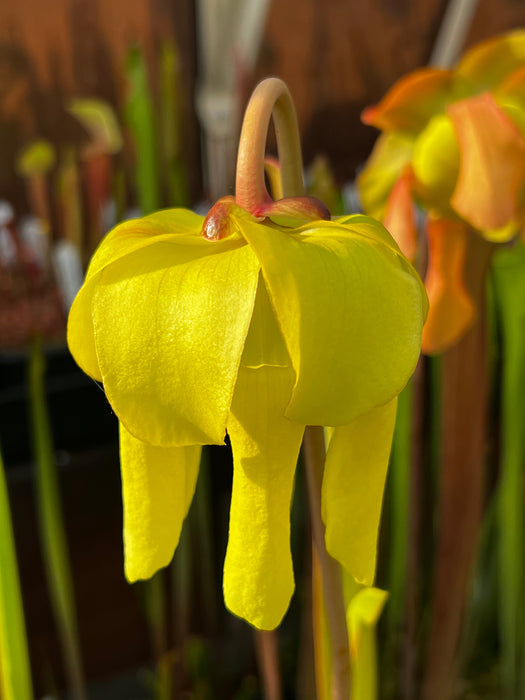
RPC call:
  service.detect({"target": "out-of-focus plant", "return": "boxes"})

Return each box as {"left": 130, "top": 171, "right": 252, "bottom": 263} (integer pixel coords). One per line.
{"left": 68, "top": 98, "right": 123, "bottom": 251}
{"left": 16, "top": 139, "right": 55, "bottom": 226}
{"left": 358, "top": 29, "right": 525, "bottom": 700}
{"left": 359, "top": 29, "right": 525, "bottom": 353}
{"left": 491, "top": 242, "right": 525, "bottom": 699}
{"left": 67, "top": 77, "right": 427, "bottom": 697}
{"left": 0, "top": 445, "right": 33, "bottom": 700}
{"left": 125, "top": 47, "right": 160, "bottom": 216}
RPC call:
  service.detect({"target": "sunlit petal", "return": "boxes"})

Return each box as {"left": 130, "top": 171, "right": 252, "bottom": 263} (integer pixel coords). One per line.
{"left": 237, "top": 215, "right": 426, "bottom": 426}
{"left": 68, "top": 208, "right": 206, "bottom": 382}
{"left": 362, "top": 68, "right": 452, "bottom": 132}
{"left": 120, "top": 422, "right": 201, "bottom": 582}
{"left": 322, "top": 399, "right": 397, "bottom": 585}
{"left": 224, "top": 364, "right": 304, "bottom": 630}
{"left": 421, "top": 218, "right": 476, "bottom": 355}
{"left": 93, "top": 234, "right": 260, "bottom": 446}
{"left": 449, "top": 93, "right": 525, "bottom": 230}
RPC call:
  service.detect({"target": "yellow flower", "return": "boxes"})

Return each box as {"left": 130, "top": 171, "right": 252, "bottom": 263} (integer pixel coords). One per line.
{"left": 67, "top": 202, "right": 427, "bottom": 630}
{"left": 358, "top": 30, "right": 525, "bottom": 354}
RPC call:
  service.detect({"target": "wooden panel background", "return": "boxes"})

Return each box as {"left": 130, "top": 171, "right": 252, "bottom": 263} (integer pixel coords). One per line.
{"left": 2, "top": 0, "right": 525, "bottom": 205}
{"left": 0, "top": 0, "right": 200, "bottom": 209}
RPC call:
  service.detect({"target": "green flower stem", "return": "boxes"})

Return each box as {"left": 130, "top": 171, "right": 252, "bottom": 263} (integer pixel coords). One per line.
{"left": 142, "top": 571, "right": 167, "bottom": 661}
{"left": 0, "top": 446, "right": 33, "bottom": 700}
{"left": 160, "top": 40, "right": 190, "bottom": 208}
{"left": 304, "top": 426, "right": 351, "bottom": 700}
{"left": 491, "top": 244, "right": 525, "bottom": 697}
{"left": 28, "top": 340, "right": 86, "bottom": 700}
{"left": 236, "top": 78, "right": 305, "bottom": 211}
{"left": 387, "top": 380, "right": 412, "bottom": 634}
{"left": 125, "top": 46, "right": 160, "bottom": 215}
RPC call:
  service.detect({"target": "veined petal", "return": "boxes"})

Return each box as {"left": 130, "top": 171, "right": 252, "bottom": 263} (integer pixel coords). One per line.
{"left": 357, "top": 133, "right": 414, "bottom": 220}
{"left": 449, "top": 93, "right": 525, "bottom": 231}
{"left": 86, "top": 208, "right": 205, "bottom": 282}
{"left": 224, "top": 364, "right": 304, "bottom": 630}
{"left": 68, "top": 208, "right": 205, "bottom": 382}
{"left": 455, "top": 29, "right": 525, "bottom": 92}
{"left": 236, "top": 215, "right": 427, "bottom": 427}
{"left": 93, "top": 235, "right": 260, "bottom": 446}
{"left": 422, "top": 218, "right": 475, "bottom": 355}
{"left": 322, "top": 399, "right": 397, "bottom": 585}
{"left": 120, "top": 422, "right": 201, "bottom": 582}
{"left": 362, "top": 68, "right": 452, "bottom": 133}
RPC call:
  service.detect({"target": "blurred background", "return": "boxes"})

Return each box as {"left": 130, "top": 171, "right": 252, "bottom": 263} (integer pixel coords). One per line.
{"left": 1, "top": 1, "right": 525, "bottom": 698}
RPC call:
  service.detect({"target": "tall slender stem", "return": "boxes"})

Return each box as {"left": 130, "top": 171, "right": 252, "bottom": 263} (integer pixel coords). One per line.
{"left": 303, "top": 426, "right": 351, "bottom": 700}
{"left": 29, "top": 340, "right": 86, "bottom": 700}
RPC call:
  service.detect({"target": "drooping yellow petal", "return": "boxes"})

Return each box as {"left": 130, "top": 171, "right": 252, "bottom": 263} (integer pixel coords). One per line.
{"left": 455, "top": 29, "right": 525, "bottom": 92}
{"left": 67, "top": 208, "right": 206, "bottom": 382}
{"left": 120, "top": 422, "right": 201, "bottom": 582}
{"left": 383, "top": 169, "right": 418, "bottom": 261}
{"left": 449, "top": 93, "right": 525, "bottom": 231}
{"left": 357, "top": 133, "right": 414, "bottom": 220}
{"left": 224, "top": 363, "right": 304, "bottom": 630}
{"left": 93, "top": 233, "right": 260, "bottom": 447}
{"left": 362, "top": 68, "right": 452, "bottom": 133}
{"left": 322, "top": 399, "right": 397, "bottom": 585}
{"left": 412, "top": 114, "right": 460, "bottom": 216}
{"left": 237, "top": 215, "right": 426, "bottom": 427}
{"left": 421, "top": 218, "right": 475, "bottom": 355}
{"left": 87, "top": 208, "right": 205, "bottom": 282}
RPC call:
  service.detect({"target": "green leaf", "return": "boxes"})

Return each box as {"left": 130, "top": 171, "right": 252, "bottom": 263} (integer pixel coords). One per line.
{"left": 491, "top": 242, "right": 525, "bottom": 695}
{"left": 0, "top": 447, "right": 33, "bottom": 700}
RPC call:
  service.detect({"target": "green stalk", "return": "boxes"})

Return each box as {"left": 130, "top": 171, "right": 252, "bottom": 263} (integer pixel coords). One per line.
{"left": 387, "top": 381, "right": 412, "bottom": 634}
{"left": 142, "top": 571, "right": 168, "bottom": 662}
{"left": 160, "top": 40, "right": 189, "bottom": 208}
{"left": 0, "top": 446, "right": 33, "bottom": 700}
{"left": 491, "top": 243, "right": 525, "bottom": 698}
{"left": 28, "top": 340, "right": 86, "bottom": 700}
{"left": 125, "top": 47, "right": 160, "bottom": 215}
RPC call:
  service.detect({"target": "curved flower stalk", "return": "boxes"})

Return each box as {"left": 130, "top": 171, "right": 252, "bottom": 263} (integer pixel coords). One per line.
{"left": 358, "top": 29, "right": 525, "bottom": 354}
{"left": 67, "top": 78, "right": 427, "bottom": 638}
